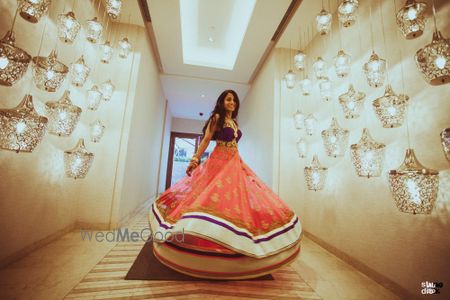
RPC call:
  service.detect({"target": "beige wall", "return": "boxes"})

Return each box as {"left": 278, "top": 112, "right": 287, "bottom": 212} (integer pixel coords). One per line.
{"left": 238, "top": 51, "right": 278, "bottom": 189}
{"left": 271, "top": 0, "right": 449, "bottom": 298}
{"left": 171, "top": 117, "right": 204, "bottom": 134}
{"left": 158, "top": 102, "right": 172, "bottom": 194}
{"left": 0, "top": 0, "right": 167, "bottom": 266}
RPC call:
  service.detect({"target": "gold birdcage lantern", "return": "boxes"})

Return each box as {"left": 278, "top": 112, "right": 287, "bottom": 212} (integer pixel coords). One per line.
{"left": 321, "top": 117, "right": 349, "bottom": 158}
{"left": 313, "top": 57, "right": 327, "bottom": 80}
{"left": 32, "top": 50, "right": 68, "bottom": 92}
{"left": 372, "top": 85, "right": 409, "bottom": 128}
{"left": 396, "top": 0, "right": 427, "bottom": 39}
{"left": 300, "top": 76, "right": 312, "bottom": 96}
{"left": 294, "top": 50, "right": 306, "bottom": 71}
{"left": 304, "top": 113, "right": 317, "bottom": 136}
{"left": 64, "top": 138, "right": 94, "bottom": 179}
{"left": 105, "top": 0, "right": 122, "bottom": 19}
{"left": 319, "top": 77, "right": 332, "bottom": 101}
{"left": 90, "top": 120, "right": 106, "bottom": 143}
{"left": 100, "top": 41, "right": 113, "bottom": 63}
{"left": 0, "top": 30, "right": 31, "bottom": 86}
{"left": 0, "top": 94, "right": 48, "bottom": 153}
{"left": 284, "top": 69, "right": 296, "bottom": 89}
{"left": 18, "top": 0, "right": 51, "bottom": 23}
{"left": 293, "top": 109, "right": 305, "bottom": 129}
{"left": 304, "top": 155, "right": 327, "bottom": 191}
{"left": 86, "top": 85, "right": 102, "bottom": 110}
{"left": 441, "top": 128, "right": 450, "bottom": 163}
{"left": 338, "top": 84, "right": 365, "bottom": 119}
{"left": 363, "top": 51, "right": 386, "bottom": 88}
{"left": 45, "top": 90, "right": 81, "bottom": 136}
{"left": 118, "top": 37, "right": 131, "bottom": 58}
{"left": 85, "top": 17, "right": 103, "bottom": 43}
{"left": 350, "top": 128, "right": 386, "bottom": 178}
{"left": 100, "top": 79, "right": 115, "bottom": 101}
{"left": 338, "top": 0, "right": 359, "bottom": 27}
{"left": 316, "top": 8, "right": 332, "bottom": 35}
{"left": 296, "top": 138, "right": 307, "bottom": 158}
{"left": 389, "top": 149, "right": 439, "bottom": 214}
{"left": 334, "top": 49, "right": 351, "bottom": 78}
{"left": 57, "top": 11, "right": 81, "bottom": 44}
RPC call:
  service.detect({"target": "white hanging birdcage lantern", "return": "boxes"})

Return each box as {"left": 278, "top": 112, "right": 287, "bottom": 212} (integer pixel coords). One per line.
{"left": 70, "top": 55, "right": 90, "bottom": 87}
{"left": 396, "top": 0, "right": 427, "bottom": 39}
{"left": 389, "top": 149, "right": 439, "bottom": 214}
{"left": 45, "top": 90, "right": 82, "bottom": 137}
{"left": 296, "top": 138, "right": 307, "bottom": 158}
{"left": 118, "top": 37, "right": 132, "bottom": 58}
{"left": 86, "top": 85, "right": 103, "bottom": 110}
{"left": 100, "top": 79, "right": 115, "bottom": 101}
{"left": 0, "top": 30, "right": 31, "bottom": 86}
{"left": 293, "top": 109, "right": 305, "bottom": 129}
{"left": 300, "top": 76, "right": 312, "bottom": 96}
{"left": 64, "top": 138, "right": 94, "bottom": 179}
{"left": 284, "top": 69, "right": 296, "bottom": 89}
{"left": 363, "top": 51, "right": 386, "bottom": 88}
{"left": 304, "top": 155, "right": 327, "bottom": 191}
{"left": 100, "top": 41, "right": 113, "bottom": 64}
{"left": 57, "top": 11, "right": 81, "bottom": 44}
{"left": 313, "top": 57, "right": 327, "bottom": 80}
{"left": 321, "top": 117, "right": 349, "bottom": 158}
{"left": 334, "top": 49, "right": 351, "bottom": 78}
{"left": 350, "top": 128, "right": 386, "bottom": 178}
{"left": 338, "top": 84, "right": 365, "bottom": 119}
{"left": 85, "top": 17, "right": 103, "bottom": 43}
{"left": 338, "top": 0, "right": 359, "bottom": 28}
{"left": 319, "top": 77, "right": 332, "bottom": 101}
{"left": 18, "top": 0, "right": 51, "bottom": 23}
{"left": 90, "top": 120, "right": 106, "bottom": 143}
{"left": 105, "top": 0, "right": 122, "bottom": 19}
{"left": 0, "top": 94, "right": 48, "bottom": 153}
{"left": 372, "top": 85, "right": 409, "bottom": 128}
{"left": 304, "top": 114, "right": 317, "bottom": 136}
{"left": 294, "top": 51, "right": 306, "bottom": 71}
{"left": 316, "top": 8, "right": 332, "bottom": 35}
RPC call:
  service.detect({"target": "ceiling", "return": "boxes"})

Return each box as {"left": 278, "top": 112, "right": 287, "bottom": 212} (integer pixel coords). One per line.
{"left": 143, "top": 0, "right": 292, "bottom": 120}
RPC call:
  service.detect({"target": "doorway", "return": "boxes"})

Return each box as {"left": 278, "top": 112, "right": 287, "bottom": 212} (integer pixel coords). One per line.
{"left": 165, "top": 132, "right": 215, "bottom": 189}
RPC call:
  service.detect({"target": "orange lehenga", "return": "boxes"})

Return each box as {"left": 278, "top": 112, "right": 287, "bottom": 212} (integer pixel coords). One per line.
{"left": 148, "top": 122, "right": 302, "bottom": 280}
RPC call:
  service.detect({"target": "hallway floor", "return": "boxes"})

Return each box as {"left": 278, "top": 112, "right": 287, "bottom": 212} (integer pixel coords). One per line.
{"left": 0, "top": 208, "right": 401, "bottom": 300}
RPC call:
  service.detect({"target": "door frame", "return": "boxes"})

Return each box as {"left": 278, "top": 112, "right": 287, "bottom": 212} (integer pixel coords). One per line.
{"left": 165, "top": 131, "right": 202, "bottom": 190}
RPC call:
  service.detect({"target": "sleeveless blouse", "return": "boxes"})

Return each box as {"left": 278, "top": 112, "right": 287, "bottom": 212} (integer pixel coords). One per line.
{"left": 216, "top": 121, "right": 242, "bottom": 143}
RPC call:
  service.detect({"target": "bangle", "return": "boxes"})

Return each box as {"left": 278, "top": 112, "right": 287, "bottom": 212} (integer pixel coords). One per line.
{"left": 191, "top": 156, "right": 199, "bottom": 162}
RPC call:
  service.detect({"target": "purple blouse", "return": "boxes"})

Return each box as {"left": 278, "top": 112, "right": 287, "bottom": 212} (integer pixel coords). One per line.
{"left": 216, "top": 123, "right": 242, "bottom": 142}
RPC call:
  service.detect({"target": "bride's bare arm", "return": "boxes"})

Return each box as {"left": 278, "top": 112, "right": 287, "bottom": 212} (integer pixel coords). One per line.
{"left": 193, "top": 113, "right": 219, "bottom": 160}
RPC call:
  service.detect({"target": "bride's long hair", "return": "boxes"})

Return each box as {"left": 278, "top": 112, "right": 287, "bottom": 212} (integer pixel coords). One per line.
{"left": 201, "top": 90, "right": 240, "bottom": 141}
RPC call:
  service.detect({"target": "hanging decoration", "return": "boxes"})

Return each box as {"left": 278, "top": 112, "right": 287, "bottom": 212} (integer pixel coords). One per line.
{"left": 118, "top": 37, "right": 132, "bottom": 58}
{"left": 334, "top": 49, "right": 351, "bottom": 78}
{"left": 338, "top": 0, "right": 359, "bottom": 28}
{"left": 321, "top": 117, "right": 349, "bottom": 158}
{"left": 363, "top": 52, "right": 386, "bottom": 88}
{"left": 296, "top": 138, "right": 307, "bottom": 158}
{"left": 294, "top": 50, "right": 306, "bottom": 70}
{"left": 304, "top": 114, "right": 317, "bottom": 136}
{"left": 57, "top": 11, "right": 81, "bottom": 44}
{"left": 0, "top": 94, "right": 48, "bottom": 153}
{"left": 70, "top": 55, "right": 90, "bottom": 87}
{"left": 32, "top": 50, "right": 68, "bottom": 92}
{"left": 90, "top": 120, "right": 106, "bottom": 142}
{"left": 372, "top": 85, "right": 409, "bottom": 128}
{"left": 105, "top": 0, "right": 122, "bottom": 19}
{"left": 18, "top": 0, "right": 51, "bottom": 23}
{"left": 313, "top": 57, "right": 327, "bottom": 80}
{"left": 389, "top": 149, "right": 439, "bottom": 214}
{"left": 304, "top": 155, "right": 327, "bottom": 191}
{"left": 300, "top": 76, "right": 312, "bottom": 96}
{"left": 319, "top": 77, "right": 332, "bottom": 101}
{"left": 350, "top": 128, "right": 386, "bottom": 178}
{"left": 85, "top": 17, "right": 103, "bottom": 43}
{"left": 316, "top": 8, "right": 332, "bottom": 35}
{"left": 64, "top": 138, "right": 94, "bottom": 179}
{"left": 0, "top": 30, "right": 31, "bottom": 86}
{"left": 100, "top": 41, "right": 113, "bottom": 63}
{"left": 100, "top": 79, "right": 115, "bottom": 101}
{"left": 86, "top": 85, "right": 103, "bottom": 110}
{"left": 338, "top": 84, "right": 365, "bottom": 119}
{"left": 284, "top": 69, "right": 296, "bottom": 89}
{"left": 441, "top": 128, "right": 450, "bottom": 163}
{"left": 45, "top": 91, "right": 82, "bottom": 136}
{"left": 396, "top": 0, "right": 427, "bottom": 39}
{"left": 293, "top": 109, "right": 305, "bottom": 129}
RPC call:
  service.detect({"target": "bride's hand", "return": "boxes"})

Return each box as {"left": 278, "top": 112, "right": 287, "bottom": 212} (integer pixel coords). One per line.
{"left": 186, "top": 161, "right": 198, "bottom": 176}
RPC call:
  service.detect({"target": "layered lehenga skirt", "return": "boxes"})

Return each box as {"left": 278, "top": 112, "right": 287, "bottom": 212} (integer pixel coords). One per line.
{"left": 148, "top": 143, "right": 302, "bottom": 280}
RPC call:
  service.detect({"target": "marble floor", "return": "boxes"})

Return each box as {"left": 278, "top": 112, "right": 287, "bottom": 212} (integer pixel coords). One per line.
{"left": 0, "top": 210, "right": 401, "bottom": 300}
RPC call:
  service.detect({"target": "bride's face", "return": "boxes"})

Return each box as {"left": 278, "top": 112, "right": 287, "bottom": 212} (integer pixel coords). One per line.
{"left": 224, "top": 93, "right": 236, "bottom": 112}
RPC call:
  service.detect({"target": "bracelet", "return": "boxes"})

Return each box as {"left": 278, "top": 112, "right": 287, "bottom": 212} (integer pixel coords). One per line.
{"left": 191, "top": 156, "right": 199, "bottom": 162}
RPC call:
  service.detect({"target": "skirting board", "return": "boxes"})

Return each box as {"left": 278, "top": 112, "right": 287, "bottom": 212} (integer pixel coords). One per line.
{"left": 303, "top": 230, "right": 418, "bottom": 300}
